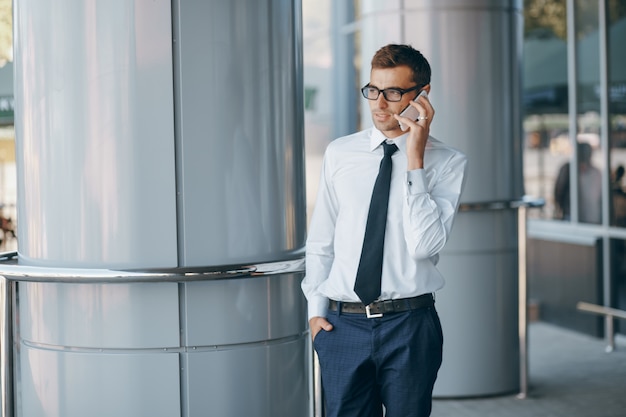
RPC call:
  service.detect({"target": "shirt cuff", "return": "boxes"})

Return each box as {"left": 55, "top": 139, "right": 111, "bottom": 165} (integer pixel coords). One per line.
{"left": 307, "top": 295, "right": 329, "bottom": 319}
{"left": 406, "top": 169, "right": 428, "bottom": 195}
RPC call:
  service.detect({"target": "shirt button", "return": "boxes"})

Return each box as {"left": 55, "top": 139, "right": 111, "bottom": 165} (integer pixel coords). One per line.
{"left": 408, "top": 180, "right": 413, "bottom": 186}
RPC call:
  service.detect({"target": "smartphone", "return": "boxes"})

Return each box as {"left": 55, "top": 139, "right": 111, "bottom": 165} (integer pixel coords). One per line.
{"left": 398, "top": 90, "right": 428, "bottom": 131}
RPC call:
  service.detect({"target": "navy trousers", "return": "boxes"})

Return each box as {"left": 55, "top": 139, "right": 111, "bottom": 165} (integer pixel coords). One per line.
{"left": 313, "top": 304, "right": 443, "bottom": 417}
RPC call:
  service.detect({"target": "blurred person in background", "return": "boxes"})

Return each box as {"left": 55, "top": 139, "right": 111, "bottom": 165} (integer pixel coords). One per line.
{"left": 554, "top": 142, "right": 601, "bottom": 224}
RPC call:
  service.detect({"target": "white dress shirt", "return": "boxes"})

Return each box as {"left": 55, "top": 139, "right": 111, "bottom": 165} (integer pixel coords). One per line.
{"left": 302, "top": 126, "right": 468, "bottom": 319}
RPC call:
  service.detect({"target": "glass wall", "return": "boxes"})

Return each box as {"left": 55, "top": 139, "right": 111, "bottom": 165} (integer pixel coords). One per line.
{"left": 608, "top": 2, "right": 626, "bottom": 224}
{"left": 607, "top": 1, "right": 626, "bottom": 327}
{"left": 522, "top": 0, "right": 626, "bottom": 225}
{"left": 522, "top": 0, "right": 626, "bottom": 333}
{"left": 573, "top": 0, "right": 603, "bottom": 225}
{"left": 523, "top": 0, "right": 569, "bottom": 221}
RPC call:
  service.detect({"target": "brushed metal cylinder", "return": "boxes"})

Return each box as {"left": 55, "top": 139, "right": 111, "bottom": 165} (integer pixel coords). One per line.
{"left": 11, "top": 1, "right": 308, "bottom": 417}
{"left": 173, "top": 0, "right": 306, "bottom": 267}
{"left": 360, "top": 0, "right": 524, "bottom": 397}
{"left": 13, "top": 0, "right": 178, "bottom": 268}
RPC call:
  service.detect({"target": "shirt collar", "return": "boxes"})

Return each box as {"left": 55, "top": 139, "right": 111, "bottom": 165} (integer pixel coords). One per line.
{"left": 369, "top": 127, "right": 408, "bottom": 154}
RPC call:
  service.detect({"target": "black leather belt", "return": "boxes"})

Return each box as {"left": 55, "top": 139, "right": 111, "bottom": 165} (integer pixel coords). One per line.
{"left": 328, "top": 293, "right": 434, "bottom": 318}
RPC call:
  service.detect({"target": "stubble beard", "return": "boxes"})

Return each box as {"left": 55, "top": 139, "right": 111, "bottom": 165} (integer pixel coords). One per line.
{"left": 372, "top": 112, "right": 401, "bottom": 135}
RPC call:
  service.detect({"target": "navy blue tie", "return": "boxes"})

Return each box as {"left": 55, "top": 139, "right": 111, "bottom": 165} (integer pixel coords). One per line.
{"left": 354, "top": 141, "right": 398, "bottom": 306}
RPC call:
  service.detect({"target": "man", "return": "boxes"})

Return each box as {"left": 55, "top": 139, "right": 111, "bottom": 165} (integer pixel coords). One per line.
{"left": 301, "top": 44, "right": 467, "bottom": 417}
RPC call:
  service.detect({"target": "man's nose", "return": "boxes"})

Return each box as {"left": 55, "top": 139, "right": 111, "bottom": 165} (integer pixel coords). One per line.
{"left": 376, "top": 95, "right": 388, "bottom": 108}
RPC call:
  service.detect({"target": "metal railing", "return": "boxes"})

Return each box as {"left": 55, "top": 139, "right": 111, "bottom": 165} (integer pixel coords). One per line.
{"left": 0, "top": 255, "right": 304, "bottom": 417}
{"left": 577, "top": 301, "right": 626, "bottom": 353}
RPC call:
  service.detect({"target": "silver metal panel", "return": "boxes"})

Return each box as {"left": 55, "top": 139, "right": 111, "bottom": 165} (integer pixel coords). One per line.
{"left": 174, "top": 0, "right": 306, "bottom": 266}
{"left": 438, "top": 210, "right": 520, "bottom": 396}
{"left": 13, "top": 0, "right": 178, "bottom": 268}
{"left": 444, "top": 210, "right": 518, "bottom": 253}
{"left": 19, "top": 346, "right": 181, "bottom": 417}
{"left": 184, "top": 337, "right": 308, "bottom": 417}
{"left": 184, "top": 273, "right": 306, "bottom": 346}
{"left": 19, "top": 282, "right": 180, "bottom": 348}
{"left": 435, "top": 250, "right": 519, "bottom": 397}
{"left": 437, "top": 210, "right": 520, "bottom": 396}
{"left": 403, "top": 2, "right": 523, "bottom": 202}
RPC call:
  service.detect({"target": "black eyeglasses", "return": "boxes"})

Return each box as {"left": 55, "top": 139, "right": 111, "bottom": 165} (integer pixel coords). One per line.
{"left": 361, "top": 84, "right": 421, "bottom": 102}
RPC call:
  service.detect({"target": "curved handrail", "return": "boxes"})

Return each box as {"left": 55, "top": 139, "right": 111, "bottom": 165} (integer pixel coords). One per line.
{"left": 0, "top": 252, "right": 304, "bottom": 283}
{"left": 0, "top": 254, "right": 305, "bottom": 417}
{"left": 458, "top": 197, "right": 545, "bottom": 212}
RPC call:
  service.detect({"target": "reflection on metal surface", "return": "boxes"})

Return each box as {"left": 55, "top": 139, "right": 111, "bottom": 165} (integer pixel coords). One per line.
{"left": 174, "top": 0, "right": 306, "bottom": 267}
{"left": 459, "top": 197, "right": 546, "bottom": 212}
{"left": 0, "top": 277, "right": 13, "bottom": 417}
{"left": 14, "top": 0, "right": 178, "bottom": 268}
{"left": 0, "top": 253, "right": 304, "bottom": 283}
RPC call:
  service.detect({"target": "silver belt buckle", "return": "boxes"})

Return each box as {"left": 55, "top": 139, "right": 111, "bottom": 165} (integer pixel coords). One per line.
{"left": 365, "top": 304, "right": 383, "bottom": 319}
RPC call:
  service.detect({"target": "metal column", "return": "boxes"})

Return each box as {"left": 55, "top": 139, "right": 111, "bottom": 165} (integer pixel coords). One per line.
{"left": 359, "top": 0, "right": 524, "bottom": 396}
{"left": 9, "top": 0, "right": 308, "bottom": 416}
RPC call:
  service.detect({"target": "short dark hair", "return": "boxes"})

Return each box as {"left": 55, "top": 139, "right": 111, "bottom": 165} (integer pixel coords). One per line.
{"left": 371, "top": 44, "right": 431, "bottom": 88}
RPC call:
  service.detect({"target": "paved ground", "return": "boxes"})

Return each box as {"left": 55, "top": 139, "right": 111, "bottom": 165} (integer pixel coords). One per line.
{"left": 431, "top": 322, "right": 626, "bottom": 417}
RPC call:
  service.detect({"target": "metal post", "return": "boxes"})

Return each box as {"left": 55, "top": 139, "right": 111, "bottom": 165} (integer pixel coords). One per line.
{"left": 0, "top": 276, "right": 13, "bottom": 417}
{"left": 605, "top": 315, "right": 615, "bottom": 353}
{"left": 313, "top": 351, "right": 323, "bottom": 417}
{"left": 576, "top": 301, "right": 626, "bottom": 353}
{"left": 517, "top": 204, "right": 528, "bottom": 399}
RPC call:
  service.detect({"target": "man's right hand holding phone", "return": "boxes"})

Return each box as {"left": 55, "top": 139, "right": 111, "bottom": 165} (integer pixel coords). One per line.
{"left": 394, "top": 86, "right": 434, "bottom": 170}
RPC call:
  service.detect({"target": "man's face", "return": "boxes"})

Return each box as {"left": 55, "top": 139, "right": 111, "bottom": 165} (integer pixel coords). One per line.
{"left": 368, "top": 65, "right": 418, "bottom": 138}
